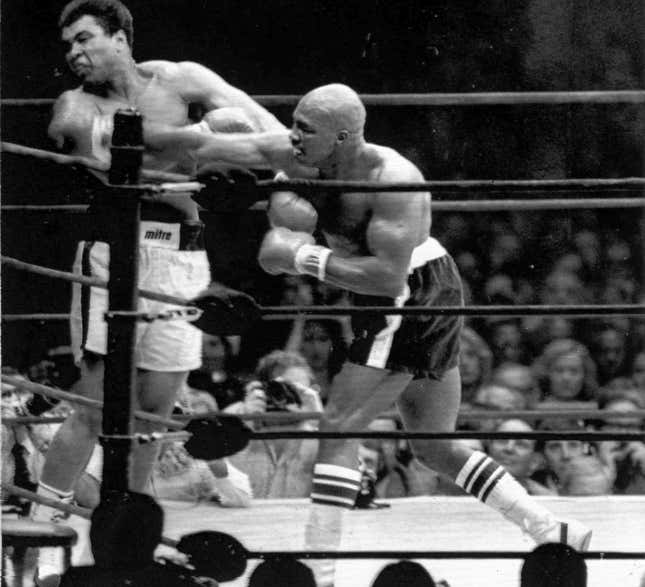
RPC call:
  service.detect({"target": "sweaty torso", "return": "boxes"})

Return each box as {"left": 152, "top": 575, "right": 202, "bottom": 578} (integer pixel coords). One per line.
{"left": 57, "top": 62, "right": 203, "bottom": 219}
{"left": 75, "top": 62, "right": 196, "bottom": 173}
{"left": 306, "top": 144, "right": 431, "bottom": 257}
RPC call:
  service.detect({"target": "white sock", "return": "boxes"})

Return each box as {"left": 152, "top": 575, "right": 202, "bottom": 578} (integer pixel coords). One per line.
{"left": 33, "top": 481, "right": 75, "bottom": 580}
{"left": 306, "top": 464, "right": 361, "bottom": 586}
{"left": 33, "top": 481, "right": 74, "bottom": 521}
{"left": 454, "top": 451, "right": 554, "bottom": 530}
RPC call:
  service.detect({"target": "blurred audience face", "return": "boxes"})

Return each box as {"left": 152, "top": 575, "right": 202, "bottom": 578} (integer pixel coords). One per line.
{"left": 489, "top": 321, "right": 523, "bottom": 364}
{"left": 493, "top": 363, "right": 539, "bottom": 405}
{"left": 594, "top": 327, "right": 627, "bottom": 380}
{"left": 542, "top": 440, "right": 586, "bottom": 481}
{"left": 542, "top": 270, "right": 584, "bottom": 304}
{"left": 552, "top": 252, "right": 583, "bottom": 275}
{"left": 573, "top": 230, "right": 600, "bottom": 268}
{"left": 487, "top": 420, "right": 538, "bottom": 479}
{"left": 490, "top": 233, "right": 521, "bottom": 272}
{"left": 201, "top": 334, "right": 227, "bottom": 373}
{"left": 549, "top": 352, "right": 585, "bottom": 401}
{"left": 300, "top": 321, "right": 333, "bottom": 372}
{"left": 561, "top": 455, "right": 613, "bottom": 495}
{"left": 473, "top": 384, "right": 527, "bottom": 431}
{"left": 459, "top": 338, "right": 482, "bottom": 389}
{"left": 632, "top": 351, "right": 645, "bottom": 391}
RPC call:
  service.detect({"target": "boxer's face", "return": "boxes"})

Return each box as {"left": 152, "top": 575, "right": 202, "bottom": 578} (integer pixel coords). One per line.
{"left": 290, "top": 103, "right": 337, "bottom": 166}
{"left": 61, "top": 15, "right": 127, "bottom": 84}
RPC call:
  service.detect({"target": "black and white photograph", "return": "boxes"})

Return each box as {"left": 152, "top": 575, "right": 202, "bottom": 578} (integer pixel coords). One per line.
{"left": 1, "top": 1, "right": 644, "bottom": 585}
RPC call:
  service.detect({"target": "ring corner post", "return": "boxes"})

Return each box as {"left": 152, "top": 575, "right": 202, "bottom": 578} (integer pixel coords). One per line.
{"left": 101, "top": 108, "right": 145, "bottom": 494}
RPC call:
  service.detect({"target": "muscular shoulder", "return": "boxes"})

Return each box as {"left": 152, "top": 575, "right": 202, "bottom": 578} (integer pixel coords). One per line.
{"left": 371, "top": 144, "right": 424, "bottom": 182}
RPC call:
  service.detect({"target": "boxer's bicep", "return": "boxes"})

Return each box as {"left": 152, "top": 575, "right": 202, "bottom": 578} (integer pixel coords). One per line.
{"left": 177, "top": 61, "right": 284, "bottom": 132}
{"left": 366, "top": 192, "right": 419, "bottom": 276}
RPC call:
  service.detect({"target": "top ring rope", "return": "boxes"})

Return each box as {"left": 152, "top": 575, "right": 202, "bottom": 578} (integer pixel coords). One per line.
{"left": 4, "top": 141, "right": 644, "bottom": 198}
{"left": 3, "top": 255, "right": 645, "bottom": 318}
{"left": 3, "top": 90, "right": 645, "bottom": 108}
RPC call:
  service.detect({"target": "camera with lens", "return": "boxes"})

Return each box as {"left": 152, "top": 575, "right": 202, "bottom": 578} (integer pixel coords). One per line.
{"left": 264, "top": 380, "right": 302, "bottom": 412}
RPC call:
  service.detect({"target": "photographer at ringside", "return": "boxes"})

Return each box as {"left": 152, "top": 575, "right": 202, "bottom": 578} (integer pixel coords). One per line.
{"left": 229, "top": 351, "right": 324, "bottom": 498}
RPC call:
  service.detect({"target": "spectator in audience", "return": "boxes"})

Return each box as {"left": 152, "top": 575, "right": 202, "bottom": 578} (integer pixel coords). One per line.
{"left": 536, "top": 420, "right": 614, "bottom": 496}
{"left": 248, "top": 557, "right": 316, "bottom": 587}
{"left": 492, "top": 362, "right": 541, "bottom": 407}
{"left": 229, "top": 350, "right": 323, "bottom": 498}
{"left": 371, "top": 560, "right": 438, "bottom": 587}
{"left": 596, "top": 386, "right": 645, "bottom": 494}
{"left": 521, "top": 543, "right": 587, "bottom": 587}
{"left": 285, "top": 318, "right": 347, "bottom": 404}
{"left": 486, "top": 318, "right": 527, "bottom": 366}
{"left": 523, "top": 269, "right": 588, "bottom": 355}
{"left": 591, "top": 323, "right": 629, "bottom": 385}
{"left": 359, "top": 416, "right": 439, "bottom": 498}
{"left": 469, "top": 382, "right": 531, "bottom": 432}
{"left": 532, "top": 339, "right": 599, "bottom": 405}
{"left": 188, "top": 333, "right": 247, "bottom": 411}
{"left": 459, "top": 327, "right": 493, "bottom": 405}
{"left": 486, "top": 419, "right": 554, "bottom": 495}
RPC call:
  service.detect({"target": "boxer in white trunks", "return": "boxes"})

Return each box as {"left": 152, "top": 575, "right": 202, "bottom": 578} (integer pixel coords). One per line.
{"left": 33, "top": 1, "right": 282, "bottom": 583}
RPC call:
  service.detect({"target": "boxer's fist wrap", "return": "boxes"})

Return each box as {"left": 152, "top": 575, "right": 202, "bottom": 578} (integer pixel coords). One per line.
{"left": 294, "top": 244, "right": 332, "bottom": 281}
{"left": 268, "top": 191, "right": 318, "bottom": 233}
{"left": 258, "top": 227, "right": 316, "bottom": 275}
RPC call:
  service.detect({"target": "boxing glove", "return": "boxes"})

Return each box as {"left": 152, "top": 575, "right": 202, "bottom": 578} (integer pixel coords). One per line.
{"left": 203, "top": 107, "right": 257, "bottom": 134}
{"left": 258, "top": 227, "right": 315, "bottom": 275}
{"left": 268, "top": 191, "right": 318, "bottom": 233}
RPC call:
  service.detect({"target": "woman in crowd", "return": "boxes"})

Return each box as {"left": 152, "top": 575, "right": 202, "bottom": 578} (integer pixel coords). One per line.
{"left": 532, "top": 338, "right": 599, "bottom": 405}
{"left": 458, "top": 327, "right": 493, "bottom": 406}
{"left": 285, "top": 318, "right": 347, "bottom": 404}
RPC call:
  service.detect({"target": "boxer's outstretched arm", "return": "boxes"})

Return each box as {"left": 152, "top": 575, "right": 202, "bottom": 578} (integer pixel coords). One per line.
{"left": 173, "top": 61, "right": 286, "bottom": 133}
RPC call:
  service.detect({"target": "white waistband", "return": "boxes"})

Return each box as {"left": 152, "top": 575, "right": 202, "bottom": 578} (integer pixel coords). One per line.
{"left": 140, "top": 221, "right": 181, "bottom": 250}
{"left": 409, "top": 237, "right": 447, "bottom": 271}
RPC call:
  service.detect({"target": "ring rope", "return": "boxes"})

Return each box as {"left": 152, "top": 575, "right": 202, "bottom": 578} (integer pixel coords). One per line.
{"left": 4, "top": 140, "right": 645, "bottom": 194}
{"left": 3, "top": 374, "right": 642, "bottom": 442}
{"left": 1, "top": 485, "right": 640, "bottom": 561}
{"left": 259, "top": 177, "right": 645, "bottom": 192}
{"left": 5, "top": 374, "right": 643, "bottom": 440}
{"left": 3, "top": 90, "right": 645, "bottom": 108}
{"left": 1, "top": 141, "right": 197, "bottom": 186}
{"left": 3, "top": 197, "right": 644, "bottom": 215}
{"left": 1, "top": 374, "right": 185, "bottom": 431}
{"left": 5, "top": 407, "right": 645, "bottom": 426}
{"left": 4, "top": 255, "right": 644, "bottom": 318}
{"left": 251, "top": 430, "right": 645, "bottom": 441}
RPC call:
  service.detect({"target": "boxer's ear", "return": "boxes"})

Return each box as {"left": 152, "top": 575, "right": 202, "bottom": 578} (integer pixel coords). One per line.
{"left": 337, "top": 130, "right": 349, "bottom": 143}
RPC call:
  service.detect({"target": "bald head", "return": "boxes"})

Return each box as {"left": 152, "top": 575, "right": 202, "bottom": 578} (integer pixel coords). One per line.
{"left": 296, "top": 84, "right": 366, "bottom": 136}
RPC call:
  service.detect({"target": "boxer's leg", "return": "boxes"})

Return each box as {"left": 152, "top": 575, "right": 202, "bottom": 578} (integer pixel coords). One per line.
{"left": 398, "top": 368, "right": 591, "bottom": 550}
{"left": 129, "top": 369, "right": 188, "bottom": 493}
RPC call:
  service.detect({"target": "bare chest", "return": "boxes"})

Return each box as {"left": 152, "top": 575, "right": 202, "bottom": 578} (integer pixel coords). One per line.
{"left": 309, "top": 192, "right": 372, "bottom": 255}
{"left": 93, "top": 79, "right": 188, "bottom": 126}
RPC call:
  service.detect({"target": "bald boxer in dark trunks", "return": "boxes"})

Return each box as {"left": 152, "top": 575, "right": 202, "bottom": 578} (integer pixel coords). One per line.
{"left": 32, "top": 1, "right": 282, "bottom": 583}
{"left": 147, "top": 84, "right": 592, "bottom": 585}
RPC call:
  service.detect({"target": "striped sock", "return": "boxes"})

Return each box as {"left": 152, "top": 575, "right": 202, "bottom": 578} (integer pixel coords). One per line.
{"left": 454, "top": 451, "right": 553, "bottom": 529}
{"left": 307, "top": 464, "right": 361, "bottom": 587}
{"left": 310, "top": 463, "right": 362, "bottom": 508}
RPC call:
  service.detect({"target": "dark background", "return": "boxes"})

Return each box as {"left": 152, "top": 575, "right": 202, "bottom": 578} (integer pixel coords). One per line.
{"left": 2, "top": 0, "right": 644, "bottom": 367}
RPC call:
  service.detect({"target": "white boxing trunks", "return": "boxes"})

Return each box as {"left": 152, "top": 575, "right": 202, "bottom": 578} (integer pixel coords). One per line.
{"left": 70, "top": 220, "right": 211, "bottom": 371}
